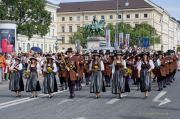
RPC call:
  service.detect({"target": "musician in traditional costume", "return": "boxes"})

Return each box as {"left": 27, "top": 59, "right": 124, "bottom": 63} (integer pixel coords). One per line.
{"left": 112, "top": 51, "right": 130, "bottom": 98}
{"left": 103, "top": 50, "right": 113, "bottom": 87}
{"left": 9, "top": 57, "right": 24, "bottom": 97}
{"left": 134, "top": 54, "right": 141, "bottom": 90}
{"left": 42, "top": 55, "right": 58, "bottom": 98}
{"left": 75, "top": 52, "right": 84, "bottom": 91}
{"left": 25, "top": 57, "right": 41, "bottom": 98}
{"left": 137, "top": 52, "right": 154, "bottom": 98}
{"left": 65, "top": 48, "right": 79, "bottom": 98}
{"left": 89, "top": 50, "right": 105, "bottom": 98}
{"left": 57, "top": 53, "right": 67, "bottom": 91}
{"left": 83, "top": 53, "right": 91, "bottom": 85}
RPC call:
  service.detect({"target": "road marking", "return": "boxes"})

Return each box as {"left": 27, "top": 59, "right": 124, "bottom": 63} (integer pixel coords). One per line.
{"left": 75, "top": 117, "right": 87, "bottom": 119}
{"left": 0, "top": 84, "right": 87, "bottom": 109}
{"left": 0, "top": 97, "right": 29, "bottom": 106}
{"left": 0, "top": 98, "right": 37, "bottom": 109}
{"left": 153, "top": 91, "right": 171, "bottom": 106}
{"left": 106, "top": 98, "right": 119, "bottom": 104}
{"left": 0, "top": 90, "right": 66, "bottom": 110}
{"left": 58, "top": 99, "right": 73, "bottom": 105}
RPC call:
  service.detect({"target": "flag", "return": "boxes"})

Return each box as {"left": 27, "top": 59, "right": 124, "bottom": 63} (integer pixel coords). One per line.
{"left": 119, "top": 32, "right": 123, "bottom": 48}
{"left": 125, "top": 34, "right": 130, "bottom": 47}
{"left": 138, "top": 35, "right": 141, "bottom": 47}
{"left": 143, "top": 37, "right": 150, "bottom": 48}
{"left": 106, "top": 29, "right": 111, "bottom": 47}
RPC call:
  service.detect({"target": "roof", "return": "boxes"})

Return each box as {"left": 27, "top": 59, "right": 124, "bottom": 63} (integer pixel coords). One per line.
{"left": 57, "top": 0, "right": 154, "bottom": 13}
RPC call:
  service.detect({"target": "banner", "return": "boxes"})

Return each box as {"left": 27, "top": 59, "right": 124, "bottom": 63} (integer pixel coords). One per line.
{"left": 105, "top": 29, "right": 111, "bottom": 47}
{"left": 0, "top": 29, "right": 15, "bottom": 53}
{"left": 138, "top": 36, "right": 141, "bottom": 47}
{"left": 143, "top": 37, "right": 150, "bottom": 48}
{"left": 119, "top": 32, "right": 123, "bottom": 48}
{"left": 125, "top": 34, "right": 130, "bottom": 47}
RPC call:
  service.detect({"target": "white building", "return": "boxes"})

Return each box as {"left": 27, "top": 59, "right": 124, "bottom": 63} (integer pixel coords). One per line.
{"left": 17, "top": 1, "right": 59, "bottom": 53}
{"left": 57, "top": 0, "right": 180, "bottom": 51}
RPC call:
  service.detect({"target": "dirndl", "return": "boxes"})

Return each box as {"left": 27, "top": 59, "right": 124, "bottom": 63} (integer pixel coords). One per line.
{"left": 90, "top": 71, "right": 106, "bottom": 93}
{"left": 26, "top": 71, "right": 41, "bottom": 92}
{"left": 42, "top": 72, "right": 58, "bottom": 94}
{"left": 140, "top": 69, "right": 151, "bottom": 92}
{"left": 9, "top": 71, "right": 24, "bottom": 92}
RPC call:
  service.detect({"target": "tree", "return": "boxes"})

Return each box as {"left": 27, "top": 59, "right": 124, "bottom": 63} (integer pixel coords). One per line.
{"left": 70, "top": 27, "right": 90, "bottom": 48}
{"left": 131, "top": 23, "right": 160, "bottom": 46}
{"left": 70, "top": 22, "right": 160, "bottom": 48}
{"left": 0, "top": 0, "right": 51, "bottom": 39}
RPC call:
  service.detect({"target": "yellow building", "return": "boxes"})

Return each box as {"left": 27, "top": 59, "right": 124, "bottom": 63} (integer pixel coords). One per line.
{"left": 57, "top": 0, "right": 180, "bottom": 51}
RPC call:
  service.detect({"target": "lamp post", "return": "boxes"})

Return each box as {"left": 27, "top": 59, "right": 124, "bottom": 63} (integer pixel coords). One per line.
{"left": 161, "top": 45, "right": 164, "bottom": 51}
{"left": 116, "top": 0, "right": 129, "bottom": 47}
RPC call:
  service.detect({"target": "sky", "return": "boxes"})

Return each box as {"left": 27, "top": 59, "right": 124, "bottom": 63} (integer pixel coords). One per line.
{"left": 49, "top": 0, "right": 180, "bottom": 20}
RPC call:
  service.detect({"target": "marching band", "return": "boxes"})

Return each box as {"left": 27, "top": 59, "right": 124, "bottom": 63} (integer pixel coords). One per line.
{"left": 6, "top": 48, "right": 178, "bottom": 99}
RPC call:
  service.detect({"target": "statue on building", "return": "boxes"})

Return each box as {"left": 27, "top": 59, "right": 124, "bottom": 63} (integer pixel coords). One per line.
{"left": 84, "top": 16, "right": 105, "bottom": 36}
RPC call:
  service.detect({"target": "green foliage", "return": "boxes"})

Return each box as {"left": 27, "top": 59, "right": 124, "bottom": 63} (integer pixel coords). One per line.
{"left": 0, "top": 0, "right": 51, "bottom": 39}
{"left": 70, "top": 22, "right": 160, "bottom": 48}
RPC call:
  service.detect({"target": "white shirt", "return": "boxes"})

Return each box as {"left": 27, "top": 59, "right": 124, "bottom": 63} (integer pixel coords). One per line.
{"left": 112, "top": 60, "right": 127, "bottom": 74}
{"left": 43, "top": 62, "right": 57, "bottom": 73}
{"left": 89, "top": 60, "right": 104, "bottom": 71}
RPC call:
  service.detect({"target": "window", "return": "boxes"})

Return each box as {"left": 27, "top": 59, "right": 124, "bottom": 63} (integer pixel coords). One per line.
{"left": 62, "top": 26, "right": 65, "bottom": 32}
{"left": 33, "top": 43, "right": 35, "bottom": 47}
{"left": 77, "top": 16, "right": 80, "bottom": 21}
{"left": 135, "top": 14, "right": 139, "bottom": 18}
{"left": 69, "top": 17, "right": 73, "bottom": 21}
{"left": 48, "top": 29, "right": 50, "bottom": 36}
{"left": 45, "top": 44, "right": 47, "bottom": 52}
{"left": 118, "top": 15, "right": 121, "bottom": 19}
{"left": 37, "top": 44, "right": 39, "bottom": 47}
{"left": 110, "top": 15, "right": 113, "bottom": 19}
{"left": 62, "top": 17, "right": 65, "bottom": 21}
{"left": 69, "top": 26, "right": 72, "bottom": 32}
{"left": 127, "top": 14, "right": 130, "bottom": 19}
{"left": 41, "top": 44, "right": 43, "bottom": 49}
{"left": 101, "top": 15, "right": 105, "bottom": 20}
{"left": 85, "top": 16, "right": 88, "bottom": 20}
{"left": 51, "top": 13, "right": 54, "bottom": 22}
{"left": 23, "top": 43, "right": 25, "bottom": 51}
{"left": 144, "top": 13, "right": 148, "bottom": 18}
{"left": 52, "top": 29, "right": 54, "bottom": 36}
{"left": 62, "top": 37, "right": 65, "bottom": 43}
{"left": 77, "top": 25, "right": 80, "bottom": 31}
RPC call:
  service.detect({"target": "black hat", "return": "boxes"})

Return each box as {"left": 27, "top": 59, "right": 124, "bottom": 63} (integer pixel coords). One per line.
{"left": 92, "top": 50, "right": 100, "bottom": 56}
{"left": 157, "top": 50, "right": 163, "bottom": 55}
{"left": 30, "top": 57, "right": 37, "bottom": 61}
{"left": 99, "top": 49, "right": 104, "bottom": 55}
{"left": 66, "top": 48, "right": 73, "bottom": 53}
{"left": 46, "top": 54, "right": 54, "bottom": 60}
{"left": 105, "top": 50, "right": 110, "bottom": 55}
{"left": 115, "top": 51, "right": 124, "bottom": 55}
{"left": 140, "top": 52, "right": 150, "bottom": 57}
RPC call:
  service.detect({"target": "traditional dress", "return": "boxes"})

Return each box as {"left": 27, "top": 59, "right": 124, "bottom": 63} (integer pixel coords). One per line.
{"left": 112, "top": 60, "right": 130, "bottom": 94}
{"left": 9, "top": 62, "right": 24, "bottom": 92}
{"left": 25, "top": 64, "right": 41, "bottom": 92}
{"left": 138, "top": 60, "right": 154, "bottom": 92}
{"left": 42, "top": 62, "right": 58, "bottom": 94}
{"left": 89, "top": 59, "right": 105, "bottom": 93}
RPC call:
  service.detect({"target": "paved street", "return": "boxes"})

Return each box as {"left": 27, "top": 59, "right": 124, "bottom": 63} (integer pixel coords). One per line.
{"left": 0, "top": 73, "right": 179, "bottom": 119}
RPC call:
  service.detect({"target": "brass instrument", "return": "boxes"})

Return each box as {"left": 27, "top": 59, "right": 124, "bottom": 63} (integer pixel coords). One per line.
{"left": 60, "top": 53, "right": 75, "bottom": 71}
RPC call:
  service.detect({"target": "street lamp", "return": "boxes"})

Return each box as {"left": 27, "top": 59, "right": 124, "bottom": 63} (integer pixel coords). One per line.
{"left": 161, "top": 45, "right": 164, "bottom": 51}
{"left": 116, "top": 0, "right": 129, "bottom": 48}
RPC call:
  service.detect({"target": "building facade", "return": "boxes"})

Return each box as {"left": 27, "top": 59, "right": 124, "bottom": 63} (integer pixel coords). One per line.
{"left": 57, "top": 0, "right": 180, "bottom": 51}
{"left": 17, "top": 1, "right": 59, "bottom": 53}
